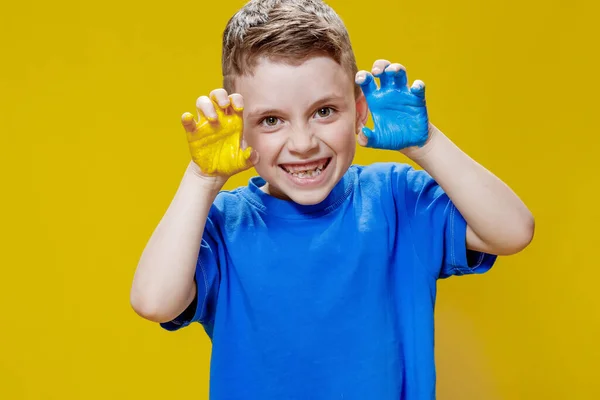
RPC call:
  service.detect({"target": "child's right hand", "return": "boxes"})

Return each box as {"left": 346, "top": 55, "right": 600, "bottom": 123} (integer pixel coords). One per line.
{"left": 181, "top": 89, "right": 258, "bottom": 178}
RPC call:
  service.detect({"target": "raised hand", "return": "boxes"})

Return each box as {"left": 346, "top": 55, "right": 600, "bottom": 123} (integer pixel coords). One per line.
{"left": 182, "top": 89, "right": 256, "bottom": 177}
{"left": 356, "top": 60, "right": 429, "bottom": 150}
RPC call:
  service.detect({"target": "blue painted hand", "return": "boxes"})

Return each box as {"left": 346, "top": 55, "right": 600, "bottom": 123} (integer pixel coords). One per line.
{"left": 356, "top": 63, "right": 429, "bottom": 150}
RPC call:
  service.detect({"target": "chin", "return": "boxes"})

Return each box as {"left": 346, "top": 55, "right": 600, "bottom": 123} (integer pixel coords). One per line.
{"left": 285, "top": 188, "right": 332, "bottom": 205}
{"left": 262, "top": 156, "right": 345, "bottom": 205}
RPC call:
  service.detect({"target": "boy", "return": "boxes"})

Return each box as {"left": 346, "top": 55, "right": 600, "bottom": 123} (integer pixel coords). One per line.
{"left": 130, "top": 0, "right": 534, "bottom": 399}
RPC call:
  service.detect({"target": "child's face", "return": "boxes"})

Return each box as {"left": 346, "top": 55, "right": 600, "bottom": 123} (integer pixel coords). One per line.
{"left": 236, "top": 56, "right": 367, "bottom": 205}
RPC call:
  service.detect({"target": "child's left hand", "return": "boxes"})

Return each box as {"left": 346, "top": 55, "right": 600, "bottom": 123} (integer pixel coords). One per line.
{"left": 356, "top": 60, "right": 430, "bottom": 151}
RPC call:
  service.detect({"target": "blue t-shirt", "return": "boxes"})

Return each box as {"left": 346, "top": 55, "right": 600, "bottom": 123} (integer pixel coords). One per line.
{"left": 161, "top": 162, "right": 496, "bottom": 400}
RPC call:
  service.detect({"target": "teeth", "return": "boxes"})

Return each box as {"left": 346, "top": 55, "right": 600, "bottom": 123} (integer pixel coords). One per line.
{"left": 283, "top": 159, "right": 327, "bottom": 174}
{"left": 281, "top": 158, "right": 329, "bottom": 179}
{"left": 291, "top": 168, "right": 322, "bottom": 178}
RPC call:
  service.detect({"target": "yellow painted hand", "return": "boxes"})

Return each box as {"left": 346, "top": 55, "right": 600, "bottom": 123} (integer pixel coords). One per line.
{"left": 182, "top": 93, "right": 254, "bottom": 177}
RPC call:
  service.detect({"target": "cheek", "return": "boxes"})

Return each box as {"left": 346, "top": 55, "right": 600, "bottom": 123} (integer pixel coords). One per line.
{"left": 244, "top": 127, "right": 265, "bottom": 154}
{"left": 244, "top": 129, "right": 284, "bottom": 167}
{"left": 322, "top": 120, "right": 357, "bottom": 153}
{"left": 242, "top": 121, "right": 256, "bottom": 147}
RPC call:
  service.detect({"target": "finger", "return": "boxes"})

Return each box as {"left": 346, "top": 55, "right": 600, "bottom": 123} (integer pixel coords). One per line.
{"left": 383, "top": 63, "right": 408, "bottom": 89}
{"left": 410, "top": 79, "right": 426, "bottom": 98}
{"left": 356, "top": 71, "right": 378, "bottom": 97}
{"left": 372, "top": 59, "right": 391, "bottom": 88}
{"left": 210, "top": 88, "right": 230, "bottom": 108}
{"left": 209, "top": 88, "right": 232, "bottom": 117}
{"left": 196, "top": 95, "right": 218, "bottom": 122}
{"left": 181, "top": 112, "right": 197, "bottom": 133}
{"left": 371, "top": 59, "right": 391, "bottom": 77}
{"left": 229, "top": 93, "right": 244, "bottom": 113}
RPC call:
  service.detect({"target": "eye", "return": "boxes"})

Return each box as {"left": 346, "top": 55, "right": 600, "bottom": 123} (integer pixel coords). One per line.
{"left": 261, "top": 116, "right": 280, "bottom": 127}
{"left": 315, "top": 107, "right": 334, "bottom": 118}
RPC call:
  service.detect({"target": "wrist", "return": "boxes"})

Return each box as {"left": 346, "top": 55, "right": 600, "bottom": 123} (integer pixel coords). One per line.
{"left": 184, "top": 161, "right": 228, "bottom": 194}
{"left": 400, "top": 122, "right": 440, "bottom": 162}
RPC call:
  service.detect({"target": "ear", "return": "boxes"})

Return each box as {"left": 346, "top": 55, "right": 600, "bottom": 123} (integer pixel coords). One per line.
{"left": 355, "top": 92, "right": 369, "bottom": 132}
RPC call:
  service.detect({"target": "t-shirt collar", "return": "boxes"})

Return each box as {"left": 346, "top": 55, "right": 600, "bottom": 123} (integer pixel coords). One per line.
{"left": 240, "top": 167, "right": 355, "bottom": 219}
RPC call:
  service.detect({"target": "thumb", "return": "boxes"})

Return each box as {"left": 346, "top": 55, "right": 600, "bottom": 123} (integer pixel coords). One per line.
{"left": 359, "top": 127, "right": 375, "bottom": 147}
{"left": 241, "top": 147, "right": 259, "bottom": 168}
{"left": 241, "top": 137, "right": 259, "bottom": 167}
{"left": 248, "top": 149, "right": 259, "bottom": 166}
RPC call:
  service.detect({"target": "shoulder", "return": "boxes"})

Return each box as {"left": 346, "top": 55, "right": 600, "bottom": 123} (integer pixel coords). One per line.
{"left": 350, "top": 162, "right": 443, "bottom": 207}
{"left": 206, "top": 186, "right": 252, "bottom": 226}
{"left": 351, "top": 161, "right": 416, "bottom": 180}
{"left": 350, "top": 162, "right": 427, "bottom": 191}
{"left": 212, "top": 187, "right": 245, "bottom": 210}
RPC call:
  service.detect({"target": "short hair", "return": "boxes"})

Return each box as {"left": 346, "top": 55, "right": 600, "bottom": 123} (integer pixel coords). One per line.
{"left": 222, "top": 0, "right": 360, "bottom": 97}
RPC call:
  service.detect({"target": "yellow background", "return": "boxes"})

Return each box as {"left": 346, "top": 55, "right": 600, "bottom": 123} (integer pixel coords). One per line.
{"left": 1, "top": 0, "right": 598, "bottom": 398}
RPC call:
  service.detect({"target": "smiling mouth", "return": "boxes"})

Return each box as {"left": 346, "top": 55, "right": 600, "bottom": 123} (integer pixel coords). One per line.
{"left": 279, "top": 157, "right": 332, "bottom": 179}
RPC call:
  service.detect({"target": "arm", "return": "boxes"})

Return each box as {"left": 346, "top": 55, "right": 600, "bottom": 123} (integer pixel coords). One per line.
{"left": 403, "top": 124, "right": 534, "bottom": 255}
{"left": 356, "top": 59, "right": 534, "bottom": 256}
{"left": 130, "top": 162, "right": 225, "bottom": 323}
{"left": 131, "top": 89, "right": 256, "bottom": 323}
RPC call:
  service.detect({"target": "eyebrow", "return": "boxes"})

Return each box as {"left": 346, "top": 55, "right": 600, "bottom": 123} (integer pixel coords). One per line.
{"left": 246, "top": 94, "right": 347, "bottom": 120}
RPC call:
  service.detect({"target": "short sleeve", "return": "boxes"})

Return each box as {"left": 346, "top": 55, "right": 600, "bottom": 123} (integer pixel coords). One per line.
{"left": 396, "top": 165, "right": 497, "bottom": 279}
{"left": 159, "top": 208, "right": 222, "bottom": 332}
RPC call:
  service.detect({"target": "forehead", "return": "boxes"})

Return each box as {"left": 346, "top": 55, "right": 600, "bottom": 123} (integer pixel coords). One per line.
{"left": 233, "top": 56, "right": 355, "bottom": 108}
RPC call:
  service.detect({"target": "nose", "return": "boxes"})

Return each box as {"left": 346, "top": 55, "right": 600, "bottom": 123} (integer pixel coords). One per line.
{"left": 287, "top": 126, "right": 318, "bottom": 155}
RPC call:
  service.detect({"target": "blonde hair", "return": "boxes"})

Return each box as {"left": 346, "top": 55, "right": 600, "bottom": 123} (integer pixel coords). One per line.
{"left": 222, "top": 0, "right": 360, "bottom": 97}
